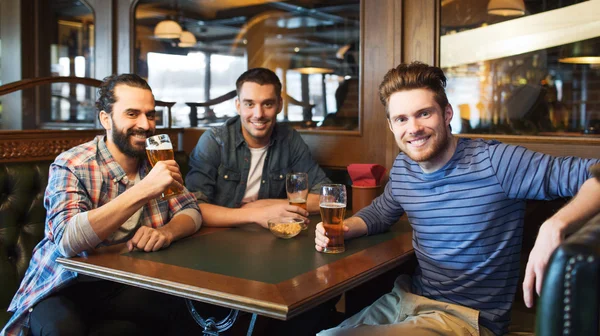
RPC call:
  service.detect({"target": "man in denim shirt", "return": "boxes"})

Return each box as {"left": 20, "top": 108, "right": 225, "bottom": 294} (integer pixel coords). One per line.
{"left": 186, "top": 67, "right": 331, "bottom": 228}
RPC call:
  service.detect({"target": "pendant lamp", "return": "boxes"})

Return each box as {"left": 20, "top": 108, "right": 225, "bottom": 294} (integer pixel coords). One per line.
{"left": 487, "top": 0, "right": 525, "bottom": 17}
{"left": 154, "top": 19, "right": 182, "bottom": 39}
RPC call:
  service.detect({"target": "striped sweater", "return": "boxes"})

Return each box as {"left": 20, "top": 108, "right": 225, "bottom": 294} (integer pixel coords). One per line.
{"left": 356, "top": 138, "right": 599, "bottom": 335}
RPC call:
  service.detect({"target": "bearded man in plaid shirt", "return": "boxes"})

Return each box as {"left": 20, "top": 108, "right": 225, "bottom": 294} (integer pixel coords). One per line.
{"left": 2, "top": 74, "right": 203, "bottom": 336}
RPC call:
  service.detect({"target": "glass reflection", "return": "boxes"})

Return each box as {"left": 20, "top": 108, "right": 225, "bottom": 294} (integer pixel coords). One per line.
{"left": 441, "top": 0, "right": 600, "bottom": 136}
{"left": 47, "top": 1, "right": 96, "bottom": 129}
{"left": 134, "top": 0, "right": 360, "bottom": 130}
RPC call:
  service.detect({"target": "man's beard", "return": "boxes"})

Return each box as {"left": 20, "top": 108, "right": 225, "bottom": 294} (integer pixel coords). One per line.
{"left": 112, "top": 126, "right": 153, "bottom": 160}
{"left": 403, "top": 126, "right": 450, "bottom": 163}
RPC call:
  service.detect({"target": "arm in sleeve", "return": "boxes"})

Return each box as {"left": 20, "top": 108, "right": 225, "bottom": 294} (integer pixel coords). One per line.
{"left": 44, "top": 163, "right": 95, "bottom": 252}
{"left": 355, "top": 181, "right": 405, "bottom": 235}
{"left": 57, "top": 212, "right": 102, "bottom": 257}
{"left": 288, "top": 130, "right": 331, "bottom": 194}
{"left": 488, "top": 142, "right": 600, "bottom": 200}
{"left": 185, "top": 129, "right": 222, "bottom": 204}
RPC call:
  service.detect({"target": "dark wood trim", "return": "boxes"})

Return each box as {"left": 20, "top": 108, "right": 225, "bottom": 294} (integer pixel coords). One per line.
{"left": 0, "top": 77, "right": 103, "bottom": 96}
{"left": 0, "top": 129, "right": 185, "bottom": 163}
{"left": 456, "top": 134, "right": 600, "bottom": 146}
{"left": 457, "top": 134, "right": 600, "bottom": 159}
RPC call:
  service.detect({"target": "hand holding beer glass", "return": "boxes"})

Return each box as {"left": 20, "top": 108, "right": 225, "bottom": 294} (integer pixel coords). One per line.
{"left": 145, "top": 134, "right": 181, "bottom": 199}
{"left": 319, "top": 184, "right": 346, "bottom": 253}
{"left": 286, "top": 172, "right": 309, "bottom": 230}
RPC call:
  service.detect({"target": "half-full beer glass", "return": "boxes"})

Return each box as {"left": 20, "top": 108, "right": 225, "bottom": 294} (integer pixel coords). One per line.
{"left": 286, "top": 172, "right": 309, "bottom": 229}
{"left": 145, "top": 134, "right": 180, "bottom": 199}
{"left": 319, "top": 184, "right": 346, "bottom": 253}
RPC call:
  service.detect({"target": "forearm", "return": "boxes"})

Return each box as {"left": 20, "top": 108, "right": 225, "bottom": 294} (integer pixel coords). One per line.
{"left": 344, "top": 216, "right": 368, "bottom": 240}
{"left": 241, "top": 199, "right": 286, "bottom": 208}
{"left": 158, "top": 210, "right": 201, "bottom": 244}
{"left": 307, "top": 194, "right": 320, "bottom": 214}
{"left": 87, "top": 184, "right": 152, "bottom": 240}
{"left": 199, "top": 203, "right": 259, "bottom": 227}
{"left": 545, "top": 177, "right": 600, "bottom": 236}
{"left": 58, "top": 212, "right": 102, "bottom": 257}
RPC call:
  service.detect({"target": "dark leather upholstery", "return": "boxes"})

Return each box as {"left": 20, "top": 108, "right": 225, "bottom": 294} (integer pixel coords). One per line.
{"left": 0, "top": 161, "right": 51, "bottom": 326}
{"left": 536, "top": 214, "right": 600, "bottom": 336}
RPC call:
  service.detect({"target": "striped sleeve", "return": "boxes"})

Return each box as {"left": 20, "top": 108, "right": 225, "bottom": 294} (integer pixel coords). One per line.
{"left": 355, "top": 180, "right": 405, "bottom": 235}
{"left": 488, "top": 143, "right": 600, "bottom": 200}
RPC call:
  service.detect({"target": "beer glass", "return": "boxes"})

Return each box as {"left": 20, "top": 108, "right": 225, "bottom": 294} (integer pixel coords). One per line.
{"left": 319, "top": 184, "right": 346, "bottom": 253}
{"left": 286, "top": 172, "right": 309, "bottom": 230}
{"left": 145, "top": 134, "right": 180, "bottom": 199}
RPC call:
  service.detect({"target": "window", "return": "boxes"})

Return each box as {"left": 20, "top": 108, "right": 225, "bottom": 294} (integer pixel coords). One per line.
{"left": 441, "top": 0, "right": 600, "bottom": 137}
{"left": 134, "top": 0, "right": 360, "bottom": 130}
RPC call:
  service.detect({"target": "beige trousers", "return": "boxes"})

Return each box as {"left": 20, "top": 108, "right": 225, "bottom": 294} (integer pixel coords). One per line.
{"left": 318, "top": 275, "right": 496, "bottom": 336}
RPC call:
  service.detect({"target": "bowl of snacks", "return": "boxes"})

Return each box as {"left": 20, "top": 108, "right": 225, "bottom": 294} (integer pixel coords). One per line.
{"left": 268, "top": 217, "right": 304, "bottom": 239}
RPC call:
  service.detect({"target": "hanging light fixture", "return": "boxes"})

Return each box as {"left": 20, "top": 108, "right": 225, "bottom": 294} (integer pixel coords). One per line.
{"left": 178, "top": 31, "right": 197, "bottom": 47}
{"left": 487, "top": 0, "right": 525, "bottom": 17}
{"left": 290, "top": 56, "right": 334, "bottom": 75}
{"left": 154, "top": 19, "right": 182, "bottom": 39}
{"left": 559, "top": 38, "right": 600, "bottom": 64}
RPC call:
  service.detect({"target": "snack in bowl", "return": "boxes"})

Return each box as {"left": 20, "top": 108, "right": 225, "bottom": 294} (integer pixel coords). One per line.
{"left": 268, "top": 217, "right": 304, "bottom": 239}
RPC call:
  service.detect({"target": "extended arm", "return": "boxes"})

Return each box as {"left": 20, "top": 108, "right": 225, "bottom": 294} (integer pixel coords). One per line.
{"left": 523, "top": 175, "right": 600, "bottom": 308}
{"left": 241, "top": 194, "right": 320, "bottom": 213}
{"left": 127, "top": 208, "right": 201, "bottom": 252}
{"left": 199, "top": 202, "right": 308, "bottom": 229}
{"left": 314, "top": 216, "right": 368, "bottom": 252}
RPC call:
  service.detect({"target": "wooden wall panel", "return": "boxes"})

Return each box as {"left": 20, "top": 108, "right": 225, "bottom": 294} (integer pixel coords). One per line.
{"left": 403, "top": 0, "right": 438, "bottom": 65}
{"left": 0, "top": 129, "right": 184, "bottom": 163}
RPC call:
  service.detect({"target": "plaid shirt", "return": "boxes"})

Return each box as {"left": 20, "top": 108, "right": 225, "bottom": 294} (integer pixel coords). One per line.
{"left": 2, "top": 136, "right": 199, "bottom": 336}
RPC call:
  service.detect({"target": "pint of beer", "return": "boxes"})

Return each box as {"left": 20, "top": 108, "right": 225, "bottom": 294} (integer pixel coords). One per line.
{"left": 145, "top": 134, "right": 179, "bottom": 199}
{"left": 286, "top": 172, "right": 309, "bottom": 229}
{"left": 319, "top": 184, "right": 347, "bottom": 253}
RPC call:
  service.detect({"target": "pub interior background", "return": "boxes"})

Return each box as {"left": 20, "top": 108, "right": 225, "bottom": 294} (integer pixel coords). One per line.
{"left": 0, "top": 0, "right": 598, "bottom": 333}
{"left": 0, "top": 0, "right": 599, "bottom": 168}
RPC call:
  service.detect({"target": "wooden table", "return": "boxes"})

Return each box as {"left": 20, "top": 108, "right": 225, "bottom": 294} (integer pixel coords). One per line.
{"left": 57, "top": 216, "right": 414, "bottom": 335}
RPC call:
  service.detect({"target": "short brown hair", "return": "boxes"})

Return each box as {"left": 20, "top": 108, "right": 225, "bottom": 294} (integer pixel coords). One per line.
{"left": 236, "top": 67, "right": 282, "bottom": 98}
{"left": 378, "top": 62, "right": 448, "bottom": 117}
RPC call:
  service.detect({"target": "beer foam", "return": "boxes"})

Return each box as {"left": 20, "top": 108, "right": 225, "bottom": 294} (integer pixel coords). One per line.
{"left": 319, "top": 202, "right": 345, "bottom": 208}
{"left": 146, "top": 142, "right": 173, "bottom": 150}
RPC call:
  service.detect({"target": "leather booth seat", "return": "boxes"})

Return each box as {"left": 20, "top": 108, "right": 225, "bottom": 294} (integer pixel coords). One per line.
{"left": 0, "top": 161, "right": 51, "bottom": 327}
{"left": 536, "top": 214, "right": 600, "bottom": 336}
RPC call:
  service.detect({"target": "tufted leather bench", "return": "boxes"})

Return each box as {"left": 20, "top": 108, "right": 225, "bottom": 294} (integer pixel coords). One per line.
{"left": 535, "top": 213, "right": 600, "bottom": 336}
{"left": 0, "top": 161, "right": 52, "bottom": 327}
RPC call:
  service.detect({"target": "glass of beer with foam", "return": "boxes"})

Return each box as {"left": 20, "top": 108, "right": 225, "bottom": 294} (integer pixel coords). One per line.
{"left": 319, "top": 184, "right": 346, "bottom": 253}
{"left": 145, "top": 134, "right": 180, "bottom": 199}
{"left": 286, "top": 172, "right": 309, "bottom": 230}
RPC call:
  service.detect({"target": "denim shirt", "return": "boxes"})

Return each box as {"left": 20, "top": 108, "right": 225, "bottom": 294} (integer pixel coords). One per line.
{"left": 185, "top": 115, "right": 331, "bottom": 208}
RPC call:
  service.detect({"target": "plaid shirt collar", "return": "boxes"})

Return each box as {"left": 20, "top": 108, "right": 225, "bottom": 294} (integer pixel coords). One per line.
{"left": 97, "top": 135, "right": 149, "bottom": 184}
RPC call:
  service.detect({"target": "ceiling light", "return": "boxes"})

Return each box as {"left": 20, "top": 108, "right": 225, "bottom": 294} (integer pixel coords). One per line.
{"left": 178, "top": 31, "right": 197, "bottom": 47}
{"left": 559, "top": 38, "right": 600, "bottom": 64}
{"left": 290, "top": 56, "right": 334, "bottom": 75}
{"left": 487, "top": 0, "right": 525, "bottom": 17}
{"left": 154, "top": 20, "right": 182, "bottom": 39}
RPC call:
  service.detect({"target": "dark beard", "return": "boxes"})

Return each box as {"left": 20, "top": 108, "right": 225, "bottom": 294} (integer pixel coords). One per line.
{"left": 112, "top": 127, "right": 152, "bottom": 159}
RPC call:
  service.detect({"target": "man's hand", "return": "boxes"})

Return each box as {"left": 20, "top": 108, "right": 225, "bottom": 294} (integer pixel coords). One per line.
{"left": 127, "top": 226, "right": 173, "bottom": 252}
{"left": 138, "top": 160, "right": 183, "bottom": 199}
{"left": 314, "top": 222, "right": 349, "bottom": 252}
{"left": 252, "top": 203, "right": 309, "bottom": 229}
{"left": 523, "top": 219, "right": 564, "bottom": 308}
